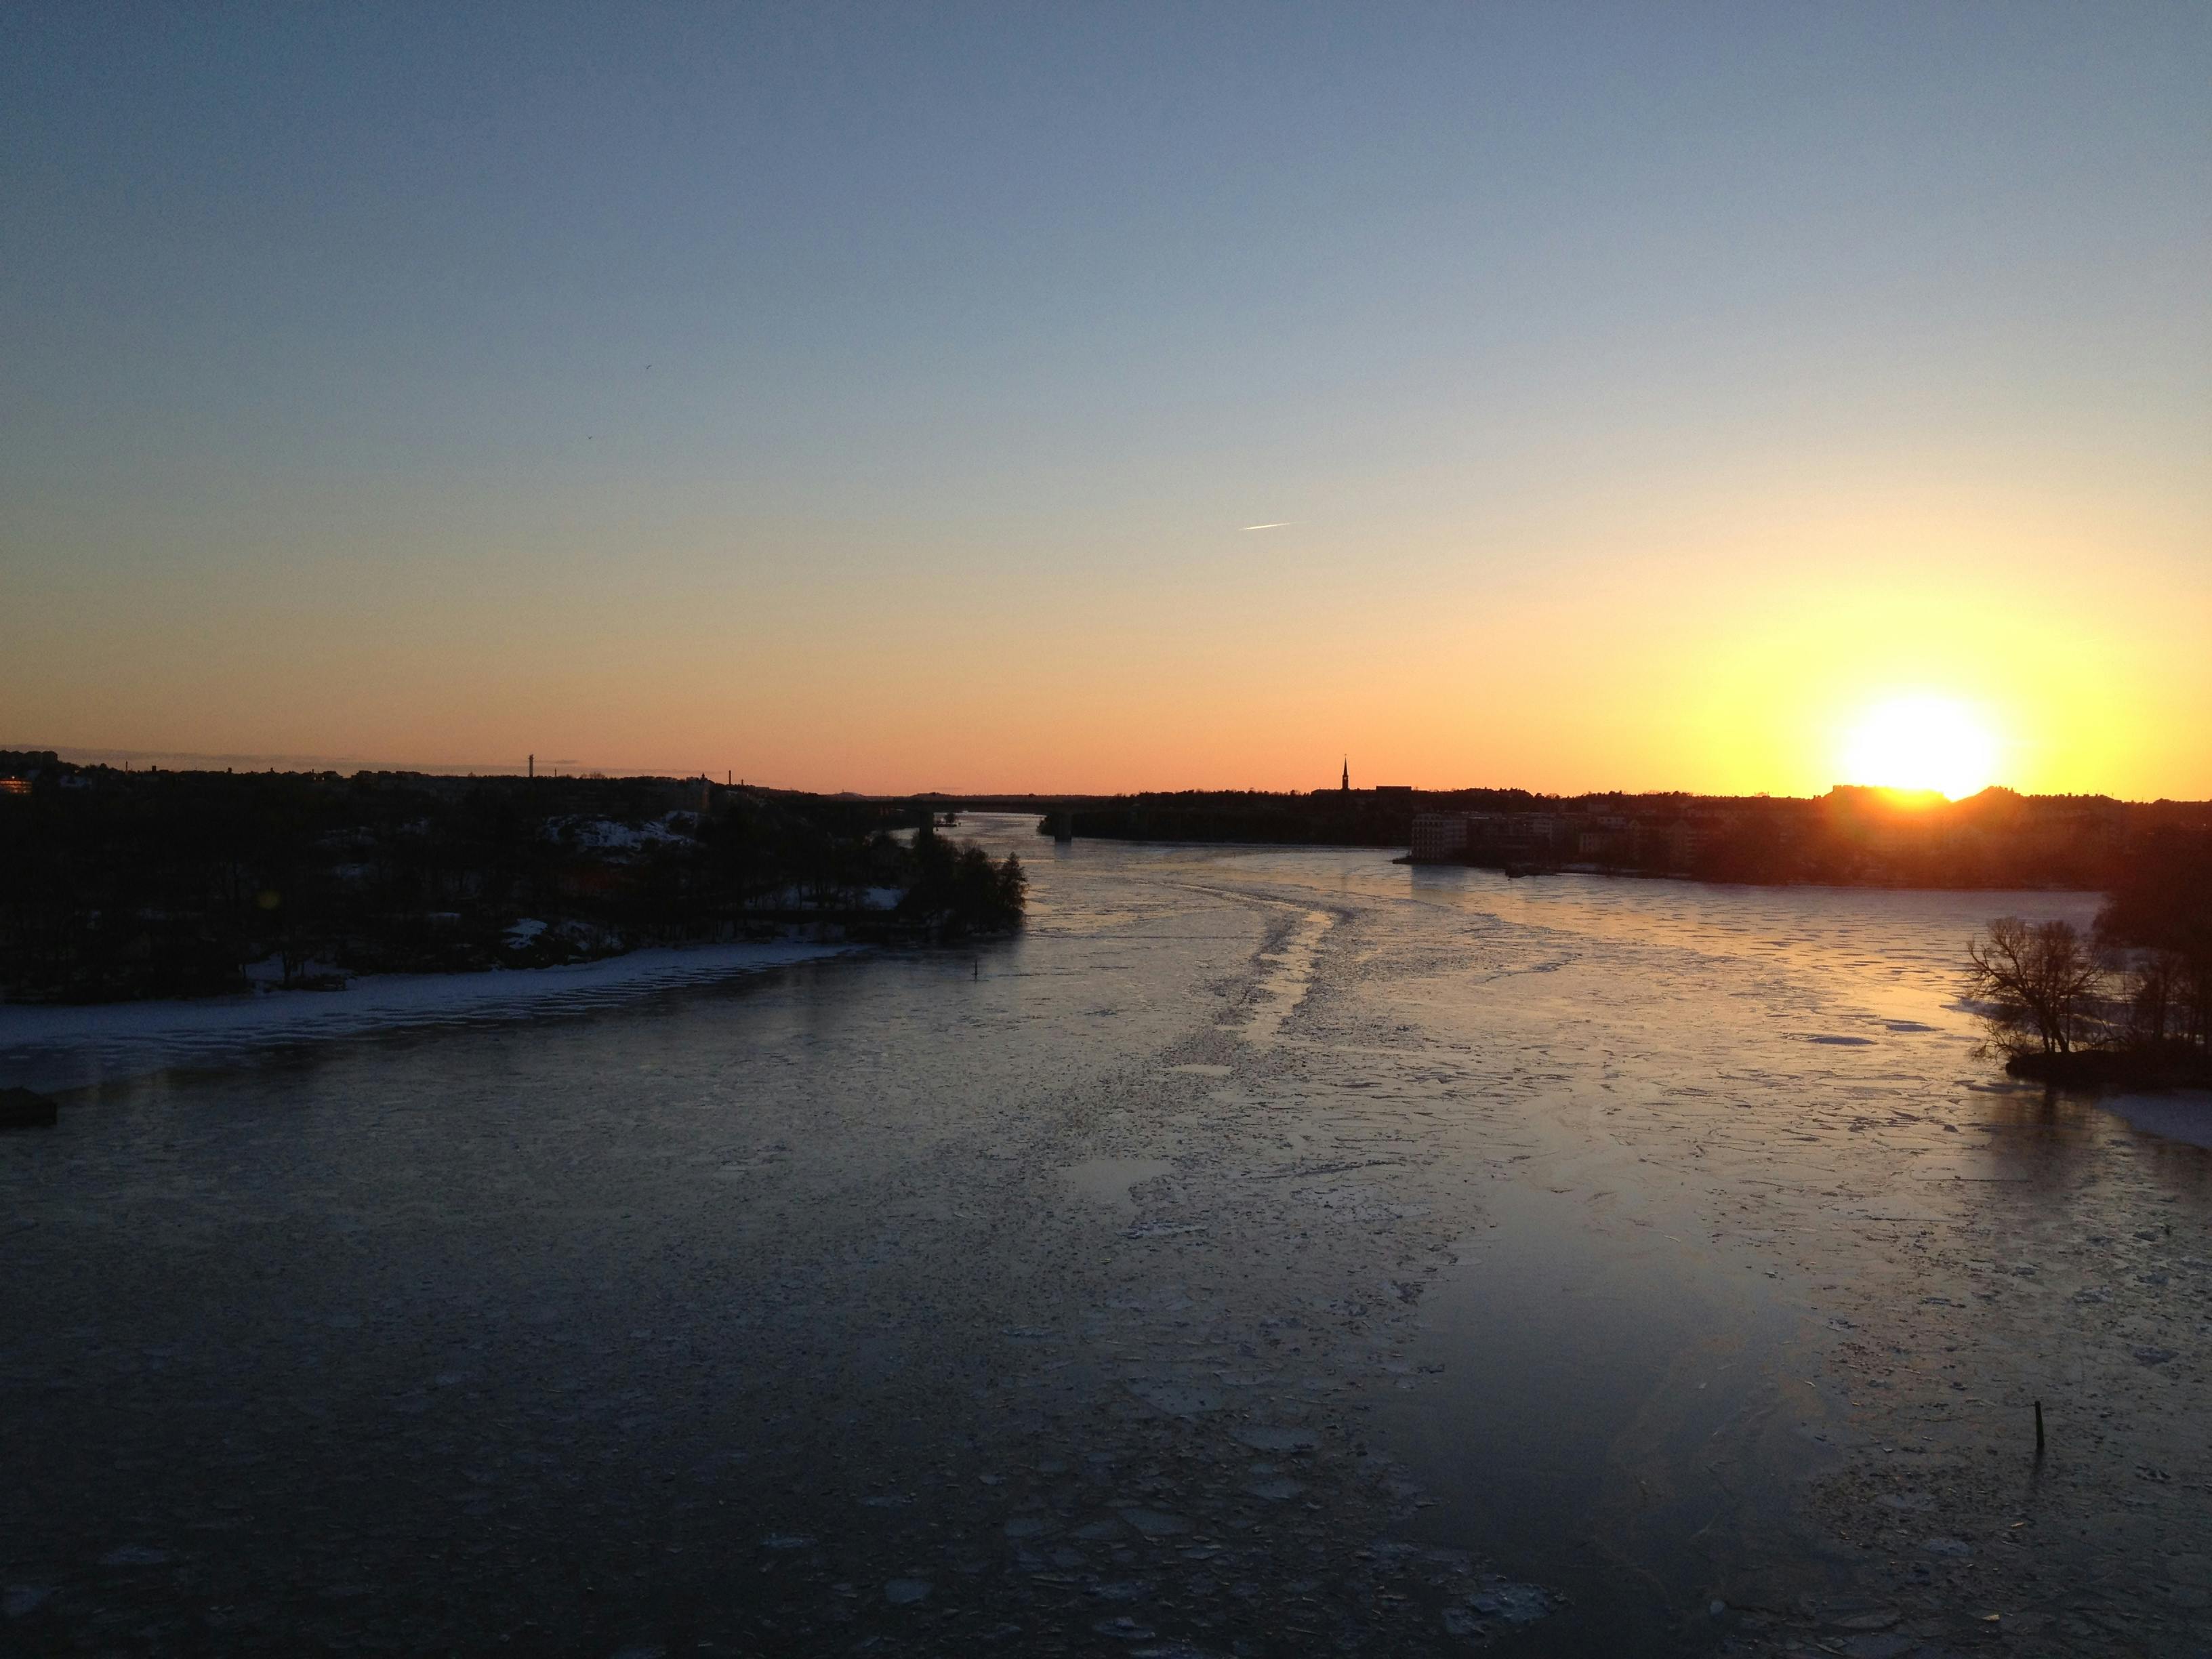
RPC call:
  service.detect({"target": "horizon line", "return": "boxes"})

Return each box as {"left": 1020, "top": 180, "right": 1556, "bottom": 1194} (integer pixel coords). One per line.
{"left": 7, "top": 747, "right": 2203, "bottom": 807}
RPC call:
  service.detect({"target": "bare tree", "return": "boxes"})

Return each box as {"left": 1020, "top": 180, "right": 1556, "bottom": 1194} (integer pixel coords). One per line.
{"left": 1965, "top": 917, "right": 2107, "bottom": 1056}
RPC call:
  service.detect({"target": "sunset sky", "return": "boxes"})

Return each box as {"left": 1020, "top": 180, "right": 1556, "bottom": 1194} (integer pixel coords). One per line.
{"left": 5, "top": 4, "right": 2207, "bottom": 798}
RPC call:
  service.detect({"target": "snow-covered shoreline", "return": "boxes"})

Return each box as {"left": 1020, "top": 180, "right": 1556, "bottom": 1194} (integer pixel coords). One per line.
{"left": 0, "top": 940, "right": 863, "bottom": 1094}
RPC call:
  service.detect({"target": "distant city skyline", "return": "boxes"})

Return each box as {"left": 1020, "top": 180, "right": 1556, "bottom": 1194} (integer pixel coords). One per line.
{"left": 5, "top": 4, "right": 2207, "bottom": 799}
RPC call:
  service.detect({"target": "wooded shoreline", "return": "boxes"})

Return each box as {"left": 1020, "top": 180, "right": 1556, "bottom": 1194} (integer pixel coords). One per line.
{"left": 0, "top": 754, "right": 1023, "bottom": 1005}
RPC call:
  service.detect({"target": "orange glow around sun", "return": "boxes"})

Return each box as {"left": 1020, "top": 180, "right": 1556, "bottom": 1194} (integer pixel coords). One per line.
{"left": 1837, "top": 695, "right": 1999, "bottom": 800}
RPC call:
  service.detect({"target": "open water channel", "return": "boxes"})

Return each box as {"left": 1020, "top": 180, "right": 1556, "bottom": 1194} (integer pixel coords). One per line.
{"left": 3, "top": 815, "right": 2208, "bottom": 1657}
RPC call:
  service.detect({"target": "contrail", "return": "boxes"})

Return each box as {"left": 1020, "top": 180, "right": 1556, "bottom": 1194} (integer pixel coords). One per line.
{"left": 1239, "top": 521, "right": 1294, "bottom": 531}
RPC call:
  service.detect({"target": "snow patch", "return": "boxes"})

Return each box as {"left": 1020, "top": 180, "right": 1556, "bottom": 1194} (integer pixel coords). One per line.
{"left": 0, "top": 941, "right": 862, "bottom": 1093}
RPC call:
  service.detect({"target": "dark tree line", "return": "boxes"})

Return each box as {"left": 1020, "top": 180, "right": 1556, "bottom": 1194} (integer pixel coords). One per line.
{"left": 1057, "top": 790, "right": 1473, "bottom": 848}
{"left": 1061, "top": 785, "right": 2198, "bottom": 892}
{"left": 0, "top": 757, "right": 1023, "bottom": 1003}
{"left": 2095, "top": 827, "right": 2211, "bottom": 1051}
{"left": 1964, "top": 829, "right": 2211, "bottom": 1081}
{"left": 903, "top": 825, "right": 1027, "bottom": 934}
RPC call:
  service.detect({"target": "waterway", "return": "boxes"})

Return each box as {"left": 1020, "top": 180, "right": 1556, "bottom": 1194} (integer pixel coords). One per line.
{"left": 3, "top": 817, "right": 2206, "bottom": 1656}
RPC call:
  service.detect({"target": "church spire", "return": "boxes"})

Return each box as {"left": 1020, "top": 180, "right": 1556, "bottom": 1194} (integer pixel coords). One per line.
{"left": 1340, "top": 756, "right": 1349, "bottom": 793}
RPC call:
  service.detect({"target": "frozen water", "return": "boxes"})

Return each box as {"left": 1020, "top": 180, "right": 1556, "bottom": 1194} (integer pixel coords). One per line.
{"left": 1116, "top": 1508, "right": 1190, "bottom": 1536}
{"left": 4, "top": 818, "right": 2195, "bottom": 1656}
{"left": 96, "top": 1547, "right": 170, "bottom": 1567}
{"left": 1468, "top": 1578, "right": 1554, "bottom": 1622}
{"left": 1060, "top": 1157, "right": 1172, "bottom": 1212}
{"left": 2099, "top": 1089, "right": 2212, "bottom": 1149}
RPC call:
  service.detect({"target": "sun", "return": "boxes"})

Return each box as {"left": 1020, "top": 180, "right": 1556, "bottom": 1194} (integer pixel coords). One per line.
{"left": 1839, "top": 695, "right": 1999, "bottom": 799}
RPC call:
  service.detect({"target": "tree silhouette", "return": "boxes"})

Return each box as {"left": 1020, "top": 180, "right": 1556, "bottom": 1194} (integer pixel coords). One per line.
{"left": 1965, "top": 917, "right": 2105, "bottom": 1056}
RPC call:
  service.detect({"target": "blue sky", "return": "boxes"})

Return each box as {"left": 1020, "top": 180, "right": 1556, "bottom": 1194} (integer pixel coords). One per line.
{"left": 5, "top": 3, "right": 2207, "bottom": 792}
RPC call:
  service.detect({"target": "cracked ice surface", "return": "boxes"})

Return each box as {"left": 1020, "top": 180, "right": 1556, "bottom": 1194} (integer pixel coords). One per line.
{"left": 4, "top": 818, "right": 2205, "bottom": 1657}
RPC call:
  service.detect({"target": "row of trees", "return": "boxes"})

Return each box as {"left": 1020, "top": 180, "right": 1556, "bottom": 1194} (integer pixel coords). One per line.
{"left": 1964, "top": 830, "right": 2211, "bottom": 1076}
{"left": 1064, "top": 785, "right": 2187, "bottom": 892}
{"left": 902, "top": 830, "right": 1027, "bottom": 934}
{"left": 0, "top": 762, "right": 1025, "bottom": 1002}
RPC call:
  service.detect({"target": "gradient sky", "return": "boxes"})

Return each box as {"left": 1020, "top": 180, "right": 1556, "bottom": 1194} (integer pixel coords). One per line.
{"left": 5, "top": 3, "right": 2207, "bottom": 796}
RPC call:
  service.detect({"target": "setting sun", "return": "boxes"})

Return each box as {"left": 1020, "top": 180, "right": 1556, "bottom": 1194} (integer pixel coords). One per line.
{"left": 1839, "top": 695, "right": 1999, "bottom": 799}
